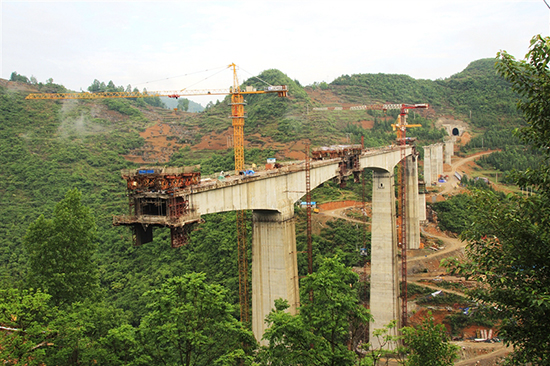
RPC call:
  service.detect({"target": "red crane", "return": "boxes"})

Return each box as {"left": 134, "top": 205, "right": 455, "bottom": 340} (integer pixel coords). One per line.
{"left": 312, "top": 102, "right": 429, "bottom": 327}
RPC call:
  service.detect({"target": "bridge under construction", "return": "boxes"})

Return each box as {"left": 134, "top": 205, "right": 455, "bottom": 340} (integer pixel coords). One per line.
{"left": 113, "top": 140, "right": 453, "bottom": 348}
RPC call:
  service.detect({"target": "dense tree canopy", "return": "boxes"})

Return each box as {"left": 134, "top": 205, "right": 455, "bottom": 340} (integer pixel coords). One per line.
{"left": 0, "top": 288, "right": 57, "bottom": 365}
{"left": 138, "top": 273, "right": 256, "bottom": 366}
{"left": 451, "top": 35, "right": 550, "bottom": 365}
{"left": 401, "top": 313, "right": 459, "bottom": 366}
{"left": 9, "top": 72, "right": 29, "bottom": 83}
{"left": 23, "top": 188, "right": 99, "bottom": 306}
{"left": 259, "top": 256, "right": 371, "bottom": 366}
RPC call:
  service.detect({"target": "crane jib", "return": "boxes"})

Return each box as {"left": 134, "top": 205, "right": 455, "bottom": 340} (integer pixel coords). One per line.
{"left": 25, "top": 86, "right": 288, "bottom": 100}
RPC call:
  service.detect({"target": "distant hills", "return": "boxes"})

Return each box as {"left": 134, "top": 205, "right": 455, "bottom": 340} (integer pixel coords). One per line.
{"left": 330, "top": 58, "right": 521, "bottom": 124}
{"left": 0, "top": 58, "right": 523, "bottom": 167}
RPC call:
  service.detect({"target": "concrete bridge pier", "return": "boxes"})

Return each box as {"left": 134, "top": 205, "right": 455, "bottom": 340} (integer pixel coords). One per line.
{"left": 431, "top": 145, "right": 439, "bottom": 183}
{"left": 419, "top": 191, "right": 427, "bottom": 222}
{"left": 436, "top": 143, "right": 444, "bottom": 179}
{"left": 369, "top": 169, "right": 400, "bottom": 349}
{"left": 406, "top": 155, "right": 420, "bottom": 249}
{"left": 444, "top": 140, "right": 454, "bottom": 165}
{"left": 423, "top": 145, "right": 433, "bottom": 185}
{"left": 251, "top": 207, "right": 300, "bottom": 343}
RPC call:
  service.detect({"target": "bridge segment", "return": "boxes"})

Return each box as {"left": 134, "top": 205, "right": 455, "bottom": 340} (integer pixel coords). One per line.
{"left": 115, "top": 145, "right": 419, "bottom": 347}
{"left": 188, "top": 146, "right": 415, "bottom": 344}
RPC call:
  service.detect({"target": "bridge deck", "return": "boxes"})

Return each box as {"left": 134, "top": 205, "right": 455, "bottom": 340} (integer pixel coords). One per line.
{"left": 173, "top": 145, "right": 402, "bottom": 196}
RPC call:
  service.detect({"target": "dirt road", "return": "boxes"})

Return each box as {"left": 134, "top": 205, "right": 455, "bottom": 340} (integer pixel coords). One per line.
{"left": 318, "top": 206, "right": 367, "bottom": 225}
{"left": 439, "top": 150, "right": 496, "bottom": 195}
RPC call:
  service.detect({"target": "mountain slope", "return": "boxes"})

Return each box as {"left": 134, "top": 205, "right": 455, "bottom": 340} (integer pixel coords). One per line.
{"left": 0, "top": 59, "right": 521, "bottom": 320}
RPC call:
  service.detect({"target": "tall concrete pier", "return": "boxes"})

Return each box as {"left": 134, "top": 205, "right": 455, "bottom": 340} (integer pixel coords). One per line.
{"left": 369, "top": 169, "right": 400, "bottom": 348}
{"left": 444, "top": 139, "right": 454, "bottom": 165}
{"left": 423, "top": 144, "right": 445, "bottom": 185}
{"left": 435, "top": 143, "right": 444, "bottom": 179}
{"left": 252, "top": 207, "right": 300, "bottom": 341}
{"left": 423, "top": 145, "right": 432, "bottom": 185}
{"left": 406, "top": 155, "right": 420, "bottom": 249}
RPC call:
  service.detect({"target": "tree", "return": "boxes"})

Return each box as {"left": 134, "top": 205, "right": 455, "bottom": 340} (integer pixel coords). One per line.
{"left": 138, "top": 273, "right": 256, "bottom": 366}
{"left": 0, "top": 288, "right": 57, "bottom": 365}
{"left": 88, "top": 79, "right": 103, "bottom": 92}
{"left": 496, "top": 34, "right": 550, "bottom": 193}
{"left": 44, "top": 301, "right": 139, "bottom": 366}
{"left": 258, "top": 256, "right": 371, "bottom": 366}
{"left": 144, "top": 95, "right": 165, "bottom": 108}
{"left": 448, "top": 35, "right": 550, "bottom": 365}
{"left": 360, "top": 320, "right": 403, "bottom": 366}
{"left": 431, "top": 193, "right": 476, "bottom": 234}
{"left": 23, "top": 188, "right": 99, "bottom": 306}
{"left": 106, "top": 80, "right": 121, "bottom": 92}
{"left": 177, "top": 98, "right": 190, "bottom": 112}
{"left": 401, "top": 312, "right": 458, "bottom": 366}
{"left": 9, "top": 72, "right": 29, "bottom": 83}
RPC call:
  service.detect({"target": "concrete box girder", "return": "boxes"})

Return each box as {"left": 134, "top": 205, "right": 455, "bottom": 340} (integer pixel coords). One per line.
{"left": 166, "top": 146, "right": 418, "bottom": 344}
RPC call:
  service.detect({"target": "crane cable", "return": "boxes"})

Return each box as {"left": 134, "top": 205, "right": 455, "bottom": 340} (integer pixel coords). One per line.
{"left": 132, "top": 64, "right": 229, "bottom": 88}
{"left": 239, "top": 67, "right": 274, "bottom": 87}
{"left": 178, "top": 67, "right": 232, "bottom": 92}
{"left": 131, "top": 64, "right": 273, "bottom": 94}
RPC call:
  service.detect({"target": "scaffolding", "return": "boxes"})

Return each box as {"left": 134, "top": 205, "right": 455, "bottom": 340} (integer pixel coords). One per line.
{"left": 113, "top": 166, "right": 201, "bottom": 247}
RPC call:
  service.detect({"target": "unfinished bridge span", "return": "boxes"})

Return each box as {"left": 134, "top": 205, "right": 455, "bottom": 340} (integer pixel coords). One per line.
{"left": 114, "top": 144, "right": 427, "bottom": 347}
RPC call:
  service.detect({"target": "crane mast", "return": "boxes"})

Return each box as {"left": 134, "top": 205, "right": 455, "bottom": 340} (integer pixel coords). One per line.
{"left": 230, "top": 63, "right": 249, "bottom": 325}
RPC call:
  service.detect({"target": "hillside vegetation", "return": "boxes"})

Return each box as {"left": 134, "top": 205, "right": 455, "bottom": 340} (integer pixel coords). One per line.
{"left": 0, "top": 57, "right": 522, "bottom": 306}
{"left": 0, "top": 58, "right": 527, "bottom": 363}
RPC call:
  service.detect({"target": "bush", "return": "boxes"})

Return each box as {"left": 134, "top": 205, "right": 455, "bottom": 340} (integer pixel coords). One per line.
{"left": 103, "top": 99, "right": 142, "bottom": 117}
{"left": 431, "top": 194, "right": 475, "bottom": 234}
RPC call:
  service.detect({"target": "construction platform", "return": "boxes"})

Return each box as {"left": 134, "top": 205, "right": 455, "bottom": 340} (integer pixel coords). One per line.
{"left": 113, "top": 166, "right": 202, "bottom": 247}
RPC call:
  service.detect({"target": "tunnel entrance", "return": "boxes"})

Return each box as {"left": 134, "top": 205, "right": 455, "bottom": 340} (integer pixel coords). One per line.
{"left": 452, "top": 127, "right": 460, "bottom": 136}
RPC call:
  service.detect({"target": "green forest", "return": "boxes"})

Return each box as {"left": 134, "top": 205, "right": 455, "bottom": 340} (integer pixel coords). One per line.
{"left": 1, "top": 44, "right": 549, "bottom": 365}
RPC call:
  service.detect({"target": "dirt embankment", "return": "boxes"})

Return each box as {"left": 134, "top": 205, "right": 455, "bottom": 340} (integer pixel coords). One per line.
{"left": 122, "top": 87, "right": 380, "bottom": 164}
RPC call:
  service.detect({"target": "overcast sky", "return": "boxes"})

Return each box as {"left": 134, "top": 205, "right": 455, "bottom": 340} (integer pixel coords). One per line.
{"left": 1, "top": 0, "right": 549, "bottom": 105}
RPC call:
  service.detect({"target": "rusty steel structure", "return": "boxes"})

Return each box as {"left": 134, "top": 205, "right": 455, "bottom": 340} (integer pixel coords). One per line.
{"left": 311, "top": 144, "right": 363, "bottom": 160}
{"left": 392, "top": 104, "right": 428, "bottom": 327}
{"left": 397, "top": 120, "right": 408, "bottom": 327}
{"left": 113, "top": 166, "right": 201, "bottom": 248}
{"left": 124, "top": 167, "right": 201, "bottom": 192}
{"left": 311, "top": 144, "right": 364, "bottom": 188}
{"left": 305, "top": 144, "right": 313, "bottom": 277}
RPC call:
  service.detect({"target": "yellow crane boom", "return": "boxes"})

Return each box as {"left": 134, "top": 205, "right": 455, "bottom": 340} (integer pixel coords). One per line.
{"left": 25, "top": 86, "right": 287, "bottom": 100}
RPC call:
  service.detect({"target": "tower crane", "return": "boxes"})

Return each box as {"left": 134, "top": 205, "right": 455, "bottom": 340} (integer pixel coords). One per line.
{"left": 26, "top": 63, "right": 289, "bottom": 325}
{"left": 311, "top": 103, "right": 404, "bottom": 112}
{"left": 392, "top": 103, "right": 428, "bottom": 327}
{"left": 311, "top": 102, "right": 429, "bottom": 328}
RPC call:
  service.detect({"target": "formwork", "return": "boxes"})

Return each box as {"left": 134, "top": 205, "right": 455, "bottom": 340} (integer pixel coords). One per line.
{"left": 311, "top": 144, "right": 363, "bottom": 187}
{"left": 113, "top": 166, "right": 201, "bottom": 247}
